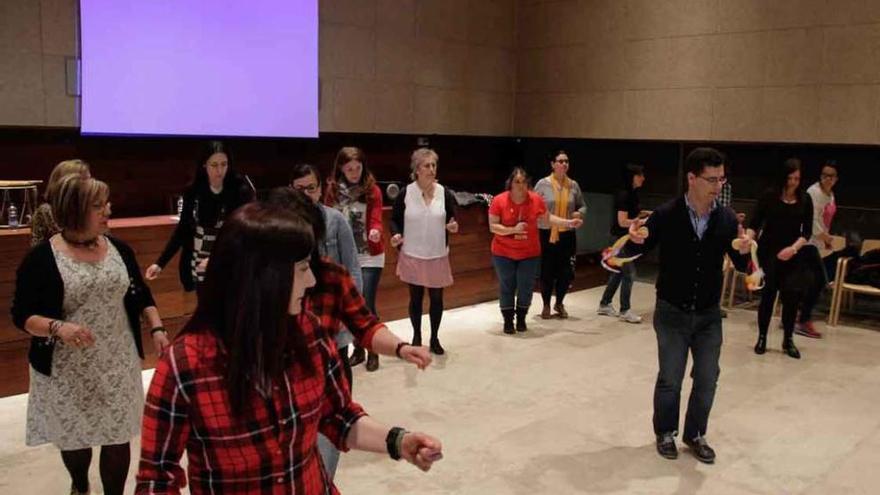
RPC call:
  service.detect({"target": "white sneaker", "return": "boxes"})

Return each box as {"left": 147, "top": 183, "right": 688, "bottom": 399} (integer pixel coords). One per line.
{"left": 619, "top": 310, "right": 643, "bottom": 324}
{"left": 597, "top": 304, "right": 619, "bottom": 317}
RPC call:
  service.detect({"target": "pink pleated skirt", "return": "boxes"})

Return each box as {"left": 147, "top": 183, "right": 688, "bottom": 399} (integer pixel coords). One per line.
{"left": 396, "top": 251, "right": 454, "bottom": 288}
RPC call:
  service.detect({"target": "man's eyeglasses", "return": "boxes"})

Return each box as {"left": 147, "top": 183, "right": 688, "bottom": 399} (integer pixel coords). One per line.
{"left": 697, "top": 175, "right": 727, "bottom": 185}
{"left": 293, "top": 184, "right": 319, "bottom": 193}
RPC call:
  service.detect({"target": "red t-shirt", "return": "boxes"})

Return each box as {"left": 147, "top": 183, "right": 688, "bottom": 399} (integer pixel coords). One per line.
{"left": 489, "top": 191, "right": 547, "bottom": 260}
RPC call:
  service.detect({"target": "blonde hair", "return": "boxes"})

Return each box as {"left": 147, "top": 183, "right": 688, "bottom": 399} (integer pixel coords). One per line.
{"left": 44, "top": 159, "right": 90, "bottom": 202}
{"left": 409, "top": 148, "right": 439, "bottom": 181}
{"left": 52, "top": 175, "right": 109, "bottom": 232}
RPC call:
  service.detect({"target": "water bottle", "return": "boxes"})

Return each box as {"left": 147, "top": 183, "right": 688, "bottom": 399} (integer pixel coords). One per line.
{"left": 8, "top": 204, "right": 19, "bottom": 228}
{"left": 176, "top": 196, "right": 184, "bottom": 217}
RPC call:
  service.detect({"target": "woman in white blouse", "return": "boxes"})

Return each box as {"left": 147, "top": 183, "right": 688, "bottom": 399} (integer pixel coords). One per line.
{"left": 390, "top": 148, "right": 459, "bottom": 355}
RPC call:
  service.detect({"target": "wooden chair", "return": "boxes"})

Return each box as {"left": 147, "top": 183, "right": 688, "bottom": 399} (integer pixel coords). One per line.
{"left": 721, "top": 255, "right": 753, "bottom": 309}
{"left": 828, "top": 239, "right": 880, "bottom": 326}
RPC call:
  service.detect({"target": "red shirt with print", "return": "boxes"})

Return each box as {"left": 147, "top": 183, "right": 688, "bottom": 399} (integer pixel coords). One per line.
{"left": 489, "top": 191, "right": 547, "bottom": 260}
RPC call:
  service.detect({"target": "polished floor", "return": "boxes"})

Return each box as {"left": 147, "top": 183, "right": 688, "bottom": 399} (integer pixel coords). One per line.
{"left": 1, "top": 283, "right": 878, "bottom": 494}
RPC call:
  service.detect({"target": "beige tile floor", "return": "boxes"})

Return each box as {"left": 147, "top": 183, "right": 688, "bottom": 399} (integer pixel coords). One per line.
{"left": 1, "top": 283, "right": 878, "bottom": 494}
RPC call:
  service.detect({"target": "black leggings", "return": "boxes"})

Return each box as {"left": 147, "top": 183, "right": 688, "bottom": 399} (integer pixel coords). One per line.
{"left": 758, "top": 256, "right": 807, "bottom": 340}
{"left": 539, "top": 229, "right": 576, "bottom": 306}
{"left": 409, "top": 284, "right": 444, "bottom": 342}
{"left": 61, "top": 443, "right": 130, "bottom": 495}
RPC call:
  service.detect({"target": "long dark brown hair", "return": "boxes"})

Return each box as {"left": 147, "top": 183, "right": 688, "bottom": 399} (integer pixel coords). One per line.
{"left": 185, "top": 201, "right": 316, "bottom": 415}
{"left": 323, "top": 146, "right": 376, "bottom": 205}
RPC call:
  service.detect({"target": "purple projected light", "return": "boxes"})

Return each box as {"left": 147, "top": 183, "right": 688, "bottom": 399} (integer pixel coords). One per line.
{"left": 80, "top": 0, "right": 318, "bottom": 138}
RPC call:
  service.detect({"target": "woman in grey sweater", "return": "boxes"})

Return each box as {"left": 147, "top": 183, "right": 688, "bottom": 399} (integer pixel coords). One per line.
{"left": 534, "top": 150, "right": 586, "bottom": 319}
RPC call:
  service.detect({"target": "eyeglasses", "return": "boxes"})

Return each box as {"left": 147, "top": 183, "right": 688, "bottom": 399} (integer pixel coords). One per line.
{"left": 293, "top": 184, "right": 319, "bottom": 193}
{"left": 555, "top": 159, "right": 569, "bottom": 164}
{"left": 697, "top": 175, "right": 727, "bottom": 185}
{"left": 821, "top": 173, "right": 838, "bottom": 179}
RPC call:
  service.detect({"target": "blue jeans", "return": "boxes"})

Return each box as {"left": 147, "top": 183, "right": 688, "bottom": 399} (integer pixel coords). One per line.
{"left": 361, "top": 267, "right": 382, "bottom": 317}
{"left": 652, "top": 299, "right": 723, "bottom": 440}
{"left": 600, "top": 261, "right": 635, "bottom": 312}
{"left": 492, "top": 255, "right": 540, "bottom": 310}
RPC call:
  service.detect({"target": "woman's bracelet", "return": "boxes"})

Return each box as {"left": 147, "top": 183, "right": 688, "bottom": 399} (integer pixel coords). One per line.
{"left": 386, "top": 426, "right": 408, "bottom": 461}
{"left": 395, "top": 341, "right": 409, "bottom": 359}
{"left": 150, "top": 326, "right": 167, "bottom": 335}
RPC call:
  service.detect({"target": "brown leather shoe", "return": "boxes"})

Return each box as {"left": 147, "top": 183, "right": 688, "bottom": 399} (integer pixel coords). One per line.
{"left": 554, "top": 303, "right": 568, "bottom": 319}
{"left": 540, "top": 305, "right": 553, "bottom": 319}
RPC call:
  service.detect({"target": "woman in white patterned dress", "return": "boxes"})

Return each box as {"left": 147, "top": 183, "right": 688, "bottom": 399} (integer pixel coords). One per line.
{"left": 12, "top": 175, "right": 169, "bottom": 495}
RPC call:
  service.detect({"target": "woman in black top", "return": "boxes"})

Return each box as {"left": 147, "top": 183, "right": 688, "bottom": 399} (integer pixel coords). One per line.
{"left": 598, "top": 163, "right": 645, "bottom": 324}
{"left": 748, "top": 159, "right": 814, "bottom": 359}
{"left": 145, "top": 141, "right": 254, "bottom": 291}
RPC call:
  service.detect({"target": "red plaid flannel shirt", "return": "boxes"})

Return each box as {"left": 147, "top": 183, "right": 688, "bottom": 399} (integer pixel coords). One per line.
{"left": 135, "top": 312, "right": 366, "bottom": 495}
{"left": 305, "top": 259, "right": 383, "bottom": 349}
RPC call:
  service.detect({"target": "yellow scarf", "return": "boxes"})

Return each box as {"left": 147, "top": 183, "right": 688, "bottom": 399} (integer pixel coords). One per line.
{"left": 549, "top": 174, "right": 570, "bottom": 243}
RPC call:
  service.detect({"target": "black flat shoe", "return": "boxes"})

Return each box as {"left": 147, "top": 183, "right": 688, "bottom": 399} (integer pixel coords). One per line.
{"left": 683, "top": 436, "right": 716, "bottom": 464}
{"left": 783, "top": 340, "right": 801, "bottom": 359}
{"left": 754, "top": 335, "right": 767, "bottom": 355}
{"left": 429, "top": 339, "right": 445, "bottom": 355}
{"left": 656, "top": 433, "right": 678, "bottom": 460}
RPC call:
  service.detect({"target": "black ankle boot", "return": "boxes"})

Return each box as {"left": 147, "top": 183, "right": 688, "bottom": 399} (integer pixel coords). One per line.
{"left": 782, "top": 338, "right": 801, "bottom": 359}
{"left": 412, "top": 329, "right": 422, "bottom": 347}
{"left": 365, "top": 352, "right": 379, "bottom": 371}
{"left": 429, "top": 338, "right": 445, "bottom": 355}
{"left": 754, "top": 334, "right": 767, "bottom": 355}
{"left": 502, "top": 309, "right": 515, "bottom": 334}
{"left": 350, "top": 346, "right": 366, "bottom": 366}
{"left": 515, "top": 308, "right": 528, "bottom": 332}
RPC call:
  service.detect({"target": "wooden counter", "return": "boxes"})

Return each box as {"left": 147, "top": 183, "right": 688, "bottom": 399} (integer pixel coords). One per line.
{"left": 0, "top": 206, "right": 499, "bottom": 396}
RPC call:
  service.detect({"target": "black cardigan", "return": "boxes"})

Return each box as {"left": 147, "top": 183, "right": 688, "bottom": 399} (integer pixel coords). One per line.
{"left": 628, "top": 196, "right": 748, "bottom": 312}
{"left": 390, "top": 182, "right": 457, "bottom": 245}
{"left": 155, "top": 174, "right": 253, "bottom": 291}
{"left": 11, "top": 236, "right": 157, "bottom": 376}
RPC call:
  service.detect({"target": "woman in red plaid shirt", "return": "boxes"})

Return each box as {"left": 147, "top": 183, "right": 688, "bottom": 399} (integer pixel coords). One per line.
{"left": 136, "top": 201, "right": 443, "bottom": 494}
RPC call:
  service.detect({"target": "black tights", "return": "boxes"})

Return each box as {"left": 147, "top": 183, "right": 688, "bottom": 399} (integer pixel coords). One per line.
{"left": 61, "top": 443, "right": 130, "bottom": 495}
{"left": 408, "top": 284, "right": 444, "bottom": 343}
{"left": 758, "top": 258, "right": 801, "bottom": 341}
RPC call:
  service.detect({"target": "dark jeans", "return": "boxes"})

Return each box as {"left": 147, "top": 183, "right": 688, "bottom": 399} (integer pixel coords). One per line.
{"left": 600, "top": 260, "right": 636, "bottom": 312}
{"left": 539, "top": 229, "right": 576, "bottom": 306}
{"left": 355, "top": 267, "right": 382, "bottom": 355}
{"left": 799, "top": 245, "right": 861, "bottom": 323}
{"left": 653, "top": 299, "right": 723, "bottom": 441}
{"left": 361, "top": 266, "right": 382, "bottom": 317}
{"left": 492, "top": 255, "right": 540, "bottom": 310}
{"left": 798, "top": 245, "right": 827, "bottom": 323}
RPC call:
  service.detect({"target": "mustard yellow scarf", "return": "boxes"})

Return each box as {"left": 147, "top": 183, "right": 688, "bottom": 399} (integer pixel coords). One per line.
{"left": 549, "top": 174, "right": 570, "bottom": 243}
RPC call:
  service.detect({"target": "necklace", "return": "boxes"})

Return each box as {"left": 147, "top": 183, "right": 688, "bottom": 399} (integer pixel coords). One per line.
{"left": 61, "top": 232, "right": 100, "bottom": 249}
